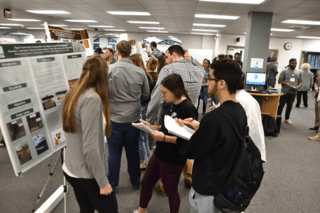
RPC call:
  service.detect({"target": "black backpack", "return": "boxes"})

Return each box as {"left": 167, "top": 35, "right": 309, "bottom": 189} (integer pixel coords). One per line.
{"left": 214, "top": 110, "right": 265, "bottom": 213}
{"left": 262, "top": 115, "right": 278, "bottom": 137}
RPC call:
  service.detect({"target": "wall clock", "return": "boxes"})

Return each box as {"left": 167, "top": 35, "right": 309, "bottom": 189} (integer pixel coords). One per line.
{"left": 284, "top": 42, "right": 292, "bottom": 50}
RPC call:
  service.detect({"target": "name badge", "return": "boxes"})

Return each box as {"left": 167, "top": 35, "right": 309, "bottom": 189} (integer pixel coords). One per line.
{"left": 290, "top": 78, "right": 295, "bottom": 82}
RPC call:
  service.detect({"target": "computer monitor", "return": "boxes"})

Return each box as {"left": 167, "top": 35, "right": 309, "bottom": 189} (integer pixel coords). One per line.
{"left": 245, "top": 72, "right": 266, "bottom": 91}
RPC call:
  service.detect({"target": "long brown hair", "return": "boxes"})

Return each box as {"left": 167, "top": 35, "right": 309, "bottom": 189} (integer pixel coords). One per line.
{"left": 161, "top": 73, "right": 192, "bottom": 103}
{"left": 129, "top": 53, "right": 154, "bottom": 85}
{"left": 147, "top": 58, "right": 158, "bottom": 71}
{"left": 62, "top": 55, "right": 111, "bottom": 137}
{"left": 157, "top": 54, "right": 166, "bottom": 75}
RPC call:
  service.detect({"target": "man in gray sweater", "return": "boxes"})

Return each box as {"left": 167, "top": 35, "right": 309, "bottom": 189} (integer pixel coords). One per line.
{"left": 108, "top": 40, "right": 149, "bottom": 191}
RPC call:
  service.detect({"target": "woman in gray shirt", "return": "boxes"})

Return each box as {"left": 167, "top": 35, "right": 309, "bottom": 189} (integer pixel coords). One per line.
{"left": 62, "top": 55, "right": 118, "bottom": 213}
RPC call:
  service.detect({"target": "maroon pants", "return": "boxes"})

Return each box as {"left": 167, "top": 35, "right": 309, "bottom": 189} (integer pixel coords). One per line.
{"left": 139, "top": 154, "right": 185, "bottom": 213}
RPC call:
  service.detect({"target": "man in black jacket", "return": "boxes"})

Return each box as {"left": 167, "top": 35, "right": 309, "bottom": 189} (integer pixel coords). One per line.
{"left": 176, "top": 59, "right": 246, "bottom": 212}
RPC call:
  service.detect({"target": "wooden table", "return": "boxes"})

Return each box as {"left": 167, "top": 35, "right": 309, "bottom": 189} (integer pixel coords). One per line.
{"left": 249, "top": 93, "right": 284, "bottom": 120}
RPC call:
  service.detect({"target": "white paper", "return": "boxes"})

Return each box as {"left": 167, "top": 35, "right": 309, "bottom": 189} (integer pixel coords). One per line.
{"left": 132, "top": 122, "right": 157, "bottom": 134}
{"left": 250, "top": 58, "right": 264, "bottom": 69}
{"left": 164, "top": 115, "right": 195, "bottom": 141}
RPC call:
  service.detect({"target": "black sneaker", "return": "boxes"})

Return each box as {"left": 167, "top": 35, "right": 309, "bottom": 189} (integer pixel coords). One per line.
{"left": 309, "top": 127, "right": 319, "bottom": 130}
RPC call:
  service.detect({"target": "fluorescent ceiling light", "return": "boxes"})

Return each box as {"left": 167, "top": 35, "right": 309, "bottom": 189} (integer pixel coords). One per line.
{"left": 0, "top": 27, "right": 11, "bottom": 29}
{"left": 199, "top": 0, "right": 265, "bottom": 4}
{"left": 104, "top": 29, "right": 126, "bottom": 31}
{"left": 11, "top": 32, "right": 31, "bottom": 35}
{"left": 297, "top": 36, "right": 320, "bottom": 39}
{"left": 193, "top": 23, "right": 226, "bottom": 27}
{"left": 195, "top": 14, "right": 239, "bottom": 20}
{"left": 41, "top": 24, "right": 68, "bottom": 27}
{"left": 127, "top": 21, "right": 159, "bottom": 24}
{"left": 8, "top": 18, "right": 41, "bottom": 22}
{"left": 282, "top": 20, "right": 320, "bottom": 25}
{"left": 26, "top": 27, "right": 45, "bottom": 30}
{"left": 192, "top": 29, "right": 218, "bottom": 32}
{"left": 245, "top": 32, "right": 273, "bottom": 35}
{"left": 65, "top": 20, "right": 97, "bottom": 22}
{"left": 139, "top": 27, "right": 165, "bottom": 30}
{"left": 26, "top": 10, "right": 70, "bottom": 14}
{"left": 147, "top": 30, "right": 168, "bottom": 33}
{"left": 271, "top": 28, "right": 295, "bottom": 32}
{"left": 89, "top": 25, "right": 114, "bottom": 28}
{"left": 107, "top": 11, "right": 150, "bottom": 16}
{"left": 0, "top": 23, "right": 23, "bottom": 26}
{"left": 191, "top": 32, "right": 213, "bottom": 35}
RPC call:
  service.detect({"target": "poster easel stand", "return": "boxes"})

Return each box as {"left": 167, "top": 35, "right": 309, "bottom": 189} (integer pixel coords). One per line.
{"left": 32, "top": 148, "right": 67, "bottom": 213}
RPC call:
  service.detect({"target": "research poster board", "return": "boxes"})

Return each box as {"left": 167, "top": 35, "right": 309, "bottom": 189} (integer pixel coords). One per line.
{"left": 0, "top": 43, "right": 86, "bottom": 176}
{"left": 188, "top": 49, "right": 213, "bottom": 64}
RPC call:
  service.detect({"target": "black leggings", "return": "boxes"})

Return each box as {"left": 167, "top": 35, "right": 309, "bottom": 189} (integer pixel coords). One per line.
{"left": 296, "top": 91, "right": 308, "bottom": 107}
{"left": 139, "top": 154, "right": 185, "bottom": 213}
{"left": 64, "top": 172, "right": 118, "bottom": 213}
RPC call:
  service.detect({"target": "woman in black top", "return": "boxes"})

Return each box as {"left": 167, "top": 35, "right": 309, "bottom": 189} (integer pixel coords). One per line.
{"left": 134, "top": 74, "right": 198, "bottom": 213}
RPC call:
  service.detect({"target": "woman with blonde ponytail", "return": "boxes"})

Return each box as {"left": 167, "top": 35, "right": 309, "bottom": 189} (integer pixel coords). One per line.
{"left": 62, "top": 55, "right": 118, "bottom": 213}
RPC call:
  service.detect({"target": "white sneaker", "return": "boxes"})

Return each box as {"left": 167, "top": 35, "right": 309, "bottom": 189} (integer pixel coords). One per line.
{"left": 133, "top": 210, "right": 138, "bottom": 213}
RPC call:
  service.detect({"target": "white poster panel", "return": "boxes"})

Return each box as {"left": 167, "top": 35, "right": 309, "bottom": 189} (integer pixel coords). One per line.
{"left": 29, "top": 56, "right": 69, "bottom": 152}
{"left": 188, "top": 49, "right": 213, "bottom": 64}
{"left": 0, "top": 59, "right": 53, "bottom": 175}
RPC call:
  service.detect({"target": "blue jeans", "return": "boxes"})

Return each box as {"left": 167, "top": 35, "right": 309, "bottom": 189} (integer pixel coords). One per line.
{"left": 107, "top": 121, "right": 141, "bottom": 191}
{"left": 139, "top": 104, "right": 150, "bottom": 162}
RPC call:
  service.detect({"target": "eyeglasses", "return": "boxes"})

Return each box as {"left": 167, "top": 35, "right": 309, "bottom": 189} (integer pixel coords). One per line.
{"left": 206, "top": 77, "right": 219, "bottom": 83}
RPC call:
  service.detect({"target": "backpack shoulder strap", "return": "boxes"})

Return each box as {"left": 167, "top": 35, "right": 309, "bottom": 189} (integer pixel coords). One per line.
{"left": 217, "top": 109, "right": 247, "bottom": 145}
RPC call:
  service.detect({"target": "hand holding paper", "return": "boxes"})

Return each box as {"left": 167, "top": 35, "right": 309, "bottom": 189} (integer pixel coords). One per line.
{"left": 164, "top": 115, "right": 195, "bottom": 140}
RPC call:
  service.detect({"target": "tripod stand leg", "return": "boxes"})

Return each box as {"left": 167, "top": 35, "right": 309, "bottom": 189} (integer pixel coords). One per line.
{"left": 32, "top": 149, "right": 62, "bottom": 212}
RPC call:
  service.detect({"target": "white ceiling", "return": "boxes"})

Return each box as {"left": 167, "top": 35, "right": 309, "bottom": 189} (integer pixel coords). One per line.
{"left": 0, "top": 0, "right": 320, "bottom": 38}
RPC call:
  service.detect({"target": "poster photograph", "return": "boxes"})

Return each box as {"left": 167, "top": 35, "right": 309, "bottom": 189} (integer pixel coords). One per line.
{"left": 15, "top": 141, "right": 32, "bottom": 165}
{"left": 6, "top": 119, "right": 26, "bottom": 141}
{"left": 51, "top": 127, "right": 65, "bottom": 146}
{"left": 55, "top": 90, "right": 67, "bottom": 105}
{"left": 26, "top": 112, "right": 43, "bottom": 133}
{"left": 41, "top": 94, "right": 56, "bottom": 111}
{"left": 33, "top": 132, "right": 49, "bottom": 155}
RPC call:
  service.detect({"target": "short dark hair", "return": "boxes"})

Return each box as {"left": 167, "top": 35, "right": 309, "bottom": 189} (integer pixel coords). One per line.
{"left": 150, "top": 41, "right": 157, "bottom": 48}
{"left": 210, "top": 59, "right": 242, "bottom": 94}
{"left": 234, "top": 52, "right": 241, "bottom": 57}
{"left": 116, "top": 40, "right": 131, "bottom": 57}
{"left": 271, "top": 57, "right": 277, "bottom": 62}
{"left": 218, "top": 54, "right": 226, "bottom": 60}
{"left": 228, "top": 54, "right": 233, "bottom": 60}
{"left": 167, "top": 45, "right": 184, "bottom": 57}
{"left": 289, "top": 58, "right": 297, "bottom": 63}
{"left": 106, "top": 48, "right": 114, "bottom": 55}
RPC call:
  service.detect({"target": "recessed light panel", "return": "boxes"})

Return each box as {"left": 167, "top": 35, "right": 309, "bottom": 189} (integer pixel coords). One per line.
{"left": 147, "top": 30, "right": 168, "bottom": 33}
{"left": 8, "top": 19, "right": 41, "bottom": 22}
{"left": 41, "top": 24, "right": 68, "bottom": 27}
{"left": 191, "top": 32, "right": 213, "bottom": 35}
{"left": 139, "top": 27, "right": 165, "bottom": 30}
{"left": 282, "top": 20, "right": 320, "bottom": 25}
{"left": 0, "top": 23, "right": 23, "bottom": 26}
{"left": 297, "top": 36, "right": 320, "bottom": 39}
{"left": 0, "top": 27, "right": 11, "bottom": 29}
{"left": 271, "top": 28, "right": 295, "bottom": 32}
{"left": 192, "top": 29, "right": 218, "bottom": 32}
{"left": 199, "top": 0, "right": 265, "bottom": 4}
{"left": 107, "top": 11, "right": 150, "bottom": 16}
{"left": 26, "top": 10, "right": 70, "bottom": 14}
{"left": 26, "top": 27, "right": 45, "bottom": 30}
{"left": 65, "top": 20, "right": 97, "bottom": 23}
{"left": 195, "top": 14, "right": 239, "bottom": 20}
{"left": 127, "top": 21, "right": 159, "bottom": 24}
{"left": 193, "top": 23, "right": 226, "bottom": 27}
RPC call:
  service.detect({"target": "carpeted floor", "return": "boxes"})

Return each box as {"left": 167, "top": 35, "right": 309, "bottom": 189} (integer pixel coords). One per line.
{"left": 1, "top": 92, "right": 320, "bottom": 213}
